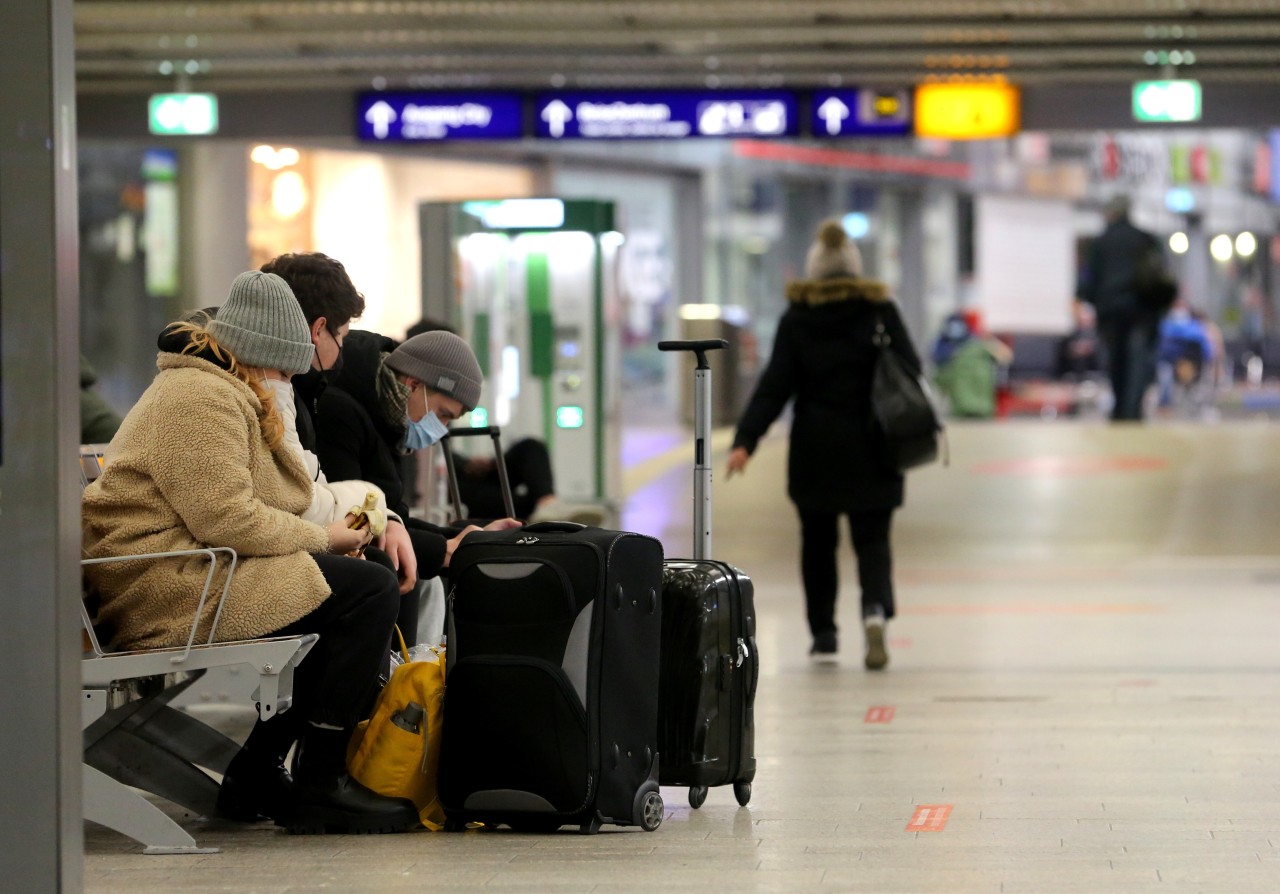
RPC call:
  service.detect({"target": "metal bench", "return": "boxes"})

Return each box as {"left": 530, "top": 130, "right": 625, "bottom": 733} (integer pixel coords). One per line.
{"left": 79, "top": 445, "right": 317, "bottom": 854}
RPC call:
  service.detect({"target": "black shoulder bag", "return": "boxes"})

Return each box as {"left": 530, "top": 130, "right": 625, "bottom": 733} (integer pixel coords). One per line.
{"left": 870, "top": 315, "right": 946, "bottom": 472}
{"left": 1133, "top": 243, "right": 1178, "bottom": 313}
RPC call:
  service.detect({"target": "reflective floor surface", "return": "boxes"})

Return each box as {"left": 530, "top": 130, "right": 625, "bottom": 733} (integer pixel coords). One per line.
{"left": 85, "top": 420, "right": 1280, "bottom": 893}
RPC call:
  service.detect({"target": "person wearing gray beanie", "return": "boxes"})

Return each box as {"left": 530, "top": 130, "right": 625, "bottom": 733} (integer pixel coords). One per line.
{"left": 311, "top": 325, "right": 520, "bottom": 623}
{"left": 384, "top": 331, "right": 483, "bottom": 412}
{"left": 84, "top": 266, "right": 423, "bottom": 835}
{"left": 728, "top": 215, "right": 921, "bottom": 671}
{"left": 804, "top": 219, "right": 864, "bottom": 280}
{"left": 208, "top": 271, "right": 315, "bottom": 375}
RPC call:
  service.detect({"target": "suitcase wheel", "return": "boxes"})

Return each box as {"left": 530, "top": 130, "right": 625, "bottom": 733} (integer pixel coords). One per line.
{"left": 578, "top": 813, "right": 603, "bottom": 835}
{"left": 733, "top": 782, "right": 752, "bottom": 806}
{"left": 638, "top": 790, "right": 664, "bottom": 832}
{"left": 688, "top": 785, "right": 708, "bottom": 810}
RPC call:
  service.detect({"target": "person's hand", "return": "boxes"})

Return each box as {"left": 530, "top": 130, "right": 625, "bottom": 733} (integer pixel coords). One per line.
{"left": 327, "top": 518, "right": 371, "bottom": 555}
{"left": 444, "top": 524, "right": 483, "bottom": 568}
{"left": 726, "top": 446, "right": 750, "bottom": 479}
{"left": 382, "top": 519, "right": 419, "bottom": 595}
{"left": 483, "top": 517, "right": 522, "bottom": 532}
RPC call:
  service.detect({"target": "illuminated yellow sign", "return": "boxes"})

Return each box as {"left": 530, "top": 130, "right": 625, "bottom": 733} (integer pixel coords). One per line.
{"left": 914, "top": 82, "right": 1020, "bottom": 139}
{"left": 873, "top": 94, "right": 901, "bottom": 117}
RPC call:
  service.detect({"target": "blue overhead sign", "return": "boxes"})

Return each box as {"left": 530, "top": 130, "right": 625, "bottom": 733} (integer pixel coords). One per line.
{"left": 535, "top": 91, "right": 799, "bottom": 140}
{"left": 356, "top": 92, "right": 523, "bottom": 141}
{"left": 811, "top": 89, "right": 912, "bottom": 137}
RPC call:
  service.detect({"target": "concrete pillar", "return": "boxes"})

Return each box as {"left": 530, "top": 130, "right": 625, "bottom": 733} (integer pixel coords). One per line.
{"left": 181, "top": 142, "right": 251, "bottom": 309}
{"left": 0, "top": 0, "right": 85, "bottom": 890}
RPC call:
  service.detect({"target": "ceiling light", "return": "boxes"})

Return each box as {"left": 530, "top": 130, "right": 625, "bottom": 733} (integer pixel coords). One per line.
{"left": 1235, "top": 232, "right": 1258, "bottom": 258}
{"left": 1169, "top": 232, "right": 1189, "bottom": 254}
{"left": 1210, "top": 234, "right": 1234, "bottom": 262}
{"left": 271, "top": 171, "right": 308, "bottom": 220}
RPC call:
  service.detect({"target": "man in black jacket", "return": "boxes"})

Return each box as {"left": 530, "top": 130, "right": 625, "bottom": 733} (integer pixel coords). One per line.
{"left": 261, "top": 254, "right": 514, "bottom": 617}
{"left": 311, "top": 328, "right": 520, "bottom": 577}
{"left": 1079, "top": 195, "right": 1164, "bottom": 421}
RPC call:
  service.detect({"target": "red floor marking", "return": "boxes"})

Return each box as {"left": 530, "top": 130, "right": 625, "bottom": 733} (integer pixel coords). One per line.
{"left": 906, "top": 804, "right": 953, "bottom": 832}
{"left": 972, "top": 455, "right": 1168, "bottom": 476}
{"left": 888, "top": 637, "right": 912, "bottom": 649}
{"left": 864, "top": 706, "right": 895, "bottom": 724}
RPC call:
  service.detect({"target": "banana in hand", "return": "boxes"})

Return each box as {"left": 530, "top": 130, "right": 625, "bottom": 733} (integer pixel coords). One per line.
{"left": 346, "top": 491, "right": 387, "bottom": 557}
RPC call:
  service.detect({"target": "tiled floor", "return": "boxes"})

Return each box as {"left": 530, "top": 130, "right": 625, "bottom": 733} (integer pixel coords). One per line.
{"left": 85, "top": 421, "right": 1280, "bottom": 893}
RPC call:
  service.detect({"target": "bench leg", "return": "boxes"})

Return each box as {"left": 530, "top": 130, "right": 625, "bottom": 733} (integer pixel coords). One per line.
{"left": 85, "top": 726, "right": 223, "bottom": 818}
{"left": 124, "top": 704, "right": 241, "bottom": 774}
{"left": 83, "top": 764, "right": 218, "bottom": 855}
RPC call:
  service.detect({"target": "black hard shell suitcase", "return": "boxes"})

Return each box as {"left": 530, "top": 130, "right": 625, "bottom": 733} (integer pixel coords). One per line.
{"left": 439, "top": 522, "right": 666, "bottom": 833}
{"left": 656, "top": 339, "right": 759, "bottom": 809}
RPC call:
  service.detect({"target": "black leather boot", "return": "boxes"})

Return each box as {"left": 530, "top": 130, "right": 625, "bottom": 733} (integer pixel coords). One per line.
{"left": 216, "top": 748, "right": 295, "bottom": 822}
{"left": 280, "top": 725, "right": 419, "bottom": 834}
{"left": 282, "top": 772, "right": 420, "bottom": 835}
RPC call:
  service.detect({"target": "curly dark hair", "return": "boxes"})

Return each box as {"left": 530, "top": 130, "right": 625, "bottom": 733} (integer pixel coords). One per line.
{"left": 260, "top": 252, "right": 365, "bottom": 332}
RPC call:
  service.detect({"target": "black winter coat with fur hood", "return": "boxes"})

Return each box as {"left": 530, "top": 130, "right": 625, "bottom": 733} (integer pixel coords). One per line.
{"left": 732, "top": 276, "right": 922, "bottom": 513}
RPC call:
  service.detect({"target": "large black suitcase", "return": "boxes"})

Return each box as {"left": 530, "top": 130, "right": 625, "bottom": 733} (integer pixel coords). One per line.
{"left": 656, "top": 339, "right": 759, "bottom": 809}
{"left": 439, "top": 521, "right": 666, "bottom": 833}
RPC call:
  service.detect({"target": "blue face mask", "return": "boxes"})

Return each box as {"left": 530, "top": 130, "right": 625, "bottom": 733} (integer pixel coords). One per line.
{"left": 404, "top": 410, "right": 449, "bottom": 451}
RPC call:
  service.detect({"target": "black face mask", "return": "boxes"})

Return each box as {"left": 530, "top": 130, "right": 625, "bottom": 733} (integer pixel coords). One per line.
{"left": 319, "top": 328, "right": 345, "bottom": 380}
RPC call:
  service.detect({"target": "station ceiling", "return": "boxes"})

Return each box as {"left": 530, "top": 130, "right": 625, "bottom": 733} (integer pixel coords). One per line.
{"left": 74, "top": 0, "right": 1280, "bottom": 96}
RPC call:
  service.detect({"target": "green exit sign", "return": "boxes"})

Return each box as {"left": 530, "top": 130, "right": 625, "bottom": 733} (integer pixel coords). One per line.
{"left": 1132, "top": 80, "right": 1201, "bottom": 123}
{"left": 149, "top": 93, "right": 219, "bottom": 135}
{"left": 555, "top": 405, "right": 585, "bottom": 429}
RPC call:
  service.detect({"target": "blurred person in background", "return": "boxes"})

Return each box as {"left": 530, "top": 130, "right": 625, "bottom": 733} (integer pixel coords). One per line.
{"left": 80, "top": 353, "right": 123, "bottom": 444}
{"left": 1155, "top": 301, "right": 1217, "bottom": 416}
{"left": 1078, "top": 195, "right": 1164, "bottom": 421}
{"left": 932, "top": 308, "right": 1011, "bottom": 420}
{"left": 727, "top": 219, "right": 922, "bottom": 671}
{"left": 403, "top": 317, "right": 604, "bottom": 525}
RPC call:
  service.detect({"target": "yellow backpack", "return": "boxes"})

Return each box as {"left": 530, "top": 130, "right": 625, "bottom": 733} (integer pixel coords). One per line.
{"left": 347, "top": 627, "right": 446, "bottom": 830}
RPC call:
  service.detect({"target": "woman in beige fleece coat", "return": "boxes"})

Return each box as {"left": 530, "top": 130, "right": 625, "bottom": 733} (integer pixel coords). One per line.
{"left": 82, "top": 271, "right": 419, "bottom": 835}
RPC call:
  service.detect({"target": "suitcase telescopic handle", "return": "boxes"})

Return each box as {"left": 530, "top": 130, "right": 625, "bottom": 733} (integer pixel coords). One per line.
{"left": 657, "top": 339, "right": 728, "bottom": 560}
{"left": 440, "top": 426, "right": 517, "bottom": 521}
{"left": 658, "top": 339, "right": 728, "bottom": 370}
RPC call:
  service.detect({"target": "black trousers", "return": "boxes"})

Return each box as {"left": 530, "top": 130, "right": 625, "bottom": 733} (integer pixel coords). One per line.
{"left": 1099, "top": 315, "right": 1159, "bottom": 421}
{"left": 265, "top": 553, "right": 400, "bottom": 730}
{"left": 364, "top": 545, "right": 421, "bottom": 644}
{"left": 797, "top": 507, "right": 896, "bottom": 638}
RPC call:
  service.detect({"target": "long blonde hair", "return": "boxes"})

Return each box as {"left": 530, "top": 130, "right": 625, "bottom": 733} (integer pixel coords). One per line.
{"left": 164, "top": 321, "right": 286, "bottom": 451}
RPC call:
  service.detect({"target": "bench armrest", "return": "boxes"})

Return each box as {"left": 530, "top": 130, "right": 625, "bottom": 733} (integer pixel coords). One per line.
{"left": 82, "top": 546, "right": 238, "bottom": 664}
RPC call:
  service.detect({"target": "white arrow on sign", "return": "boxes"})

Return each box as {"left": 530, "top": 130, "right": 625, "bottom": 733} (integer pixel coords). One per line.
{"left": 541, "top": 99, "right": 573, "bottom": 138}
{"left": 365, "top": 101, "right": 398, "bottom": 139}
{"left": 817, "top": 96, "right": 850, "bottom": 135}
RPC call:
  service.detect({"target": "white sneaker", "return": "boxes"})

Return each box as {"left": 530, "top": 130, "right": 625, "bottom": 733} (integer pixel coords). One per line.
{"left": 863, "top": 614, "right": 888, "bottom": 671}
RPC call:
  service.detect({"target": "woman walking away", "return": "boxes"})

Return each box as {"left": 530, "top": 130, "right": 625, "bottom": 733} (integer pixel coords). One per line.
{"left": 727, "top": 220, "right": 923, "bottom": 670}
{"left": 82, "top": 270, "right": 419, "bottom": 834}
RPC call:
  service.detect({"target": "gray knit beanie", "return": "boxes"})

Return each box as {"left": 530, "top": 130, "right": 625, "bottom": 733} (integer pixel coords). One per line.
{"left": 804, "top": 219, "right": 864, "bottom": 279}
{"left": 385, "top": 330, "right": 483, "bottom": 411}
{"left": 208, "top": 271, "right": 315, "bottom": 375}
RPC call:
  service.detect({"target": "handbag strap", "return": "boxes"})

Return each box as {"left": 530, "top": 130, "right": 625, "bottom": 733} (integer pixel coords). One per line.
{"left": 393, "top": 624, "right": 411, "bottom": 664}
